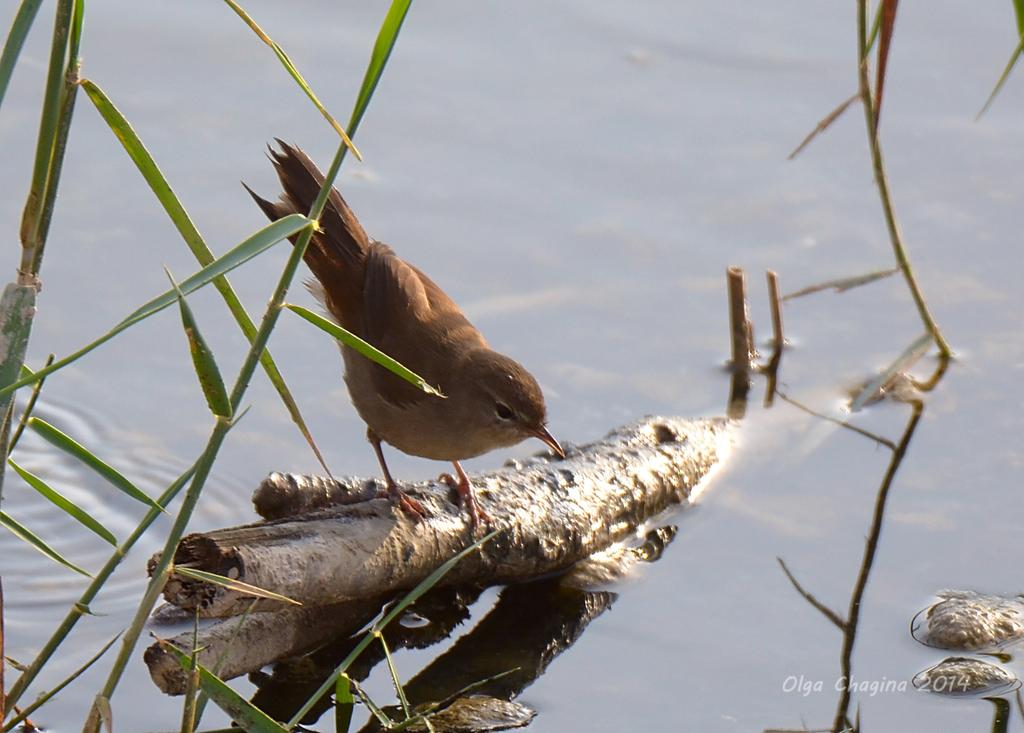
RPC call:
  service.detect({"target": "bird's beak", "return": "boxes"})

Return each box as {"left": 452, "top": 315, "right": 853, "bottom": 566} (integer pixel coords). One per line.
{"left": 532, "top": 425, "right": 566, "bottom": 459}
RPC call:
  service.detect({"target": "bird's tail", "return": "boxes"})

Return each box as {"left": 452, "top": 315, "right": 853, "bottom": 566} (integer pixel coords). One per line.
{"left": 244, "top": 140, "right": 368, "bottom": 327}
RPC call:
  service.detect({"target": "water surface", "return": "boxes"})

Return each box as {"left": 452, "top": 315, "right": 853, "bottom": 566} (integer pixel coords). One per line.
{"left": 1, "top": 1, "right": 1022, "bottom": 730}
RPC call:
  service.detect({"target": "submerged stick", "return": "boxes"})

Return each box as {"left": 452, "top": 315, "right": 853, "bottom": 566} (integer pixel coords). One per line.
{"left": 762, "top": 270, "right": 785, "bottom": 407}
{"left": 726, "top": 267, "right": 753, "bottom": 418}
{"left": 150, "top": 416, "right": 728, "bottom": 619}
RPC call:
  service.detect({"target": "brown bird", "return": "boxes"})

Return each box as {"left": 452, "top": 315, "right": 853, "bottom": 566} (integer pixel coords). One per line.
{"left": 246, "top": 142, "right": 564, "bottom": 527}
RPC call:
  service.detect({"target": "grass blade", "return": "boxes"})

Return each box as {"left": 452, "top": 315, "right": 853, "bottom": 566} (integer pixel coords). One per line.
{"left": 348, "top": 0, "right": 413, "bottom": 139}
{"left": 160, "top": 640, "right": 288, "bottom": 733}
{"left": 0, "top": 214, "right": 312, "bottom": 399}
{"left": 28, "top": 417, "right": 164, "bottom": 512}
{"left": 192, "top": 599, "right": 260, "bottom": 726}
{"left": 788, "top": 92, "right": 859, "bottom": 160}
{"left": 872, "top": 0, "right": 898, "bottom": 137}
{"left": 121, "top": 214, "right": 311, "bottom": 327}
{"left": 88, "top": 142, "right": 341, "bottom": 714}
{"left": 220, "top": 0, "right": 359, "bottom": 159}
{"left": 20, "top": 0, "right": 74, "bottom": 254}
{"left": 84, "top": 694, "right": 113, "bottom": 733}
{"left": 285, "top": 304, "right": 443, "bottom": 398}
{"left": 8, "top": 458, "right": 117, "bottom": 546}
{"left": 374, "top": 531, "right": 497, "bottom": 633}
{"left": 334, "top": 674, "right": 354, "bottom": 733}
{"left": 9, "top": 354, "right": 54, "bottom": 451}
{"left": 977, "top": 31, "right": 1024, "bottom": 119}
{"left": 172, "top": 567, "right": 302, "bottom": 606}
{"left": 783, "top": 267, "right": 898, "bottom": 300}
{"left": 0, "top": 632, "right": 120, "bottom": 732}
{"left": 79, "top": 78, "right": 331, "bottom": 475}
{"left": 0, "top": 0, "right": 44, "bottom": 111}
{"left": 352, "top": 679, "right": 393, "bottom": 728}
{"left": 865, "top": 0, "right": 884, "bottom": 54}
{"left": 168, "top": 272, "right": 232, "bottom": 418}
{"left": 0, "top": 509, "right": 91, "bottom": 577}
{"left": 180, "top": 611, "right": 201, "bottom": 733}
{"left": 379, "top": 633, "right": 411, "bottom": 720}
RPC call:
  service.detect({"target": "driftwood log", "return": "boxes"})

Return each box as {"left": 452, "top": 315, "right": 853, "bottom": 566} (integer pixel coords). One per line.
{"left": 145, "top": 415, "right": 730, "bottom": 694}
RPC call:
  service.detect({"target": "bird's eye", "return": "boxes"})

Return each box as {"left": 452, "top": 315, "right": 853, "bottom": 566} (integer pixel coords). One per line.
{"left": 495, "top": 402, "right": 514, "bottom": 421}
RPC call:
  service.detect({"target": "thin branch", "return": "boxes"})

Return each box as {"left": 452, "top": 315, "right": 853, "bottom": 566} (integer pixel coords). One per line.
{"left": 782, "top": 268, "right": 898, "bottom": 301}
{"left": 832, "top": 400, "right": 922, "bottom": 731}
{"left": 776, "top": 391, "right": 897, "bottom": 450}
{"left": 761, "top": 270, "right": 784, "bottom": 407}
{"left": 776, "top": 558, "right": 846, "bottom": 631}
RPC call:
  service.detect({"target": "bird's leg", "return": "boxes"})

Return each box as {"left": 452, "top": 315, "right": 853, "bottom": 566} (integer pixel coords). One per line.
{"left": 439, "top": 460, "right": 491, "bottom": 529}
{"left": 368, "top": 429, "right": 428, "bottom": 521}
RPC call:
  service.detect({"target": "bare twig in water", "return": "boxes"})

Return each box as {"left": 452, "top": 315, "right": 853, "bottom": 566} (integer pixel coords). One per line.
{"left": 832, "top": 401, "right": 922, "bottom": 731}
{"left": 726, "top": 267, "right": 754, "bottom": 418}
{"left": 776, "top": 392, "right": 896, "bottom": 450}
{"left": 787, "top": 93, "right": 858, "bottom": 160}
{"left": 777, "top": 558, "right": 846, "bottom": 631}
{"left": 761, "top": 271, "right": 785, "bottom": 408}
{"left": 783, "top": 268, "right": 898, "bottom": 301}
{"left": 766, "top": 271, "right": 784, "bottom": 354}
{"left": 910, "top": 353, "right": 950, "bottom": 393}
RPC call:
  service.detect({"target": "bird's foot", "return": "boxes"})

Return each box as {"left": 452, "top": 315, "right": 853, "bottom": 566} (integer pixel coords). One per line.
{"left": 439, "top": 472, "right": 492, "bottom": 530}
{"left": 377, "top": 482, "right": 429, "bottom": 522}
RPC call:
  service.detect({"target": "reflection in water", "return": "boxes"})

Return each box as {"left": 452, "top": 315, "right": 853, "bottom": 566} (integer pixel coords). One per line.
{"left": 758, "top": 354, "right": 958, "bottom": 732}
{"left": 246, "top": 528, "right": 677, "bottom": 731}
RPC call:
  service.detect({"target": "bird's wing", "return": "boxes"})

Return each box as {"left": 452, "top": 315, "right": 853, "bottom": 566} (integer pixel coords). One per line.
{"left": 362, "top": 242, "right": 486, "bottom": 408}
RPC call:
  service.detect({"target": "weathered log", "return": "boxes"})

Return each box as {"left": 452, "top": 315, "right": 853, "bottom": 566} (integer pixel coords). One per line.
{"left": 152, "top": 416, "right": 728, "bottom": 619}
{"left": 146, "top": 525, "right": 676, "bottom": 697}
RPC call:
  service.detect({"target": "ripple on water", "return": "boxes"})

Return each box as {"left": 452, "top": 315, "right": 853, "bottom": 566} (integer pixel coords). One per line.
{"left": 1, "top": 396, "right": 255, "bottom": 619}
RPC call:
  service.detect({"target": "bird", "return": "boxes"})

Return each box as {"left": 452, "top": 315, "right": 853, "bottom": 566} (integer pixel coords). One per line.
{"left": 245, "top": 141, "right": 564, "bottom": 528}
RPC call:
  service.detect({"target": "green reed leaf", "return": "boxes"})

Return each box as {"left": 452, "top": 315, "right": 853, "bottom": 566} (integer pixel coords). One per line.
{"left": 285, "top": 304, "right": 443, "bottom": 398}
{"left": 167, "top": 273, "right": 232, "bottom": 418}
{"left": 0, "top": 509, "right": 91, "bottom": 577}
{"left": 1, "top": 632, "right": 121, "bottom": 732}
{"left": 287, "top": 531, "right": 496, "bottom": 728}
{"left": 28, "top": 417, "right": 164, "bottom": 513}
{"left": 160, "top": 641, "right": 289, "bottom": 733}
{"left": 348, "top": 0, "right": 413, "bottom": 140}
{"left": 79, "top": 77, "right": 331, "bottom": 474}
{"left": 334, "top": 674, "right": 354, "bottom": 733}
{"left": 0, "top": 214, "right": 312, "bottom": 399}
{"left": 977, "top": 30, "right": 1024, "bottom": 119}
{"left": 172, "top": 567, "right": 302, "bottom": 607}
{"left": 220, "top": 0, "right": 359, "bottom": 158}
{"left": 8, "top": 458, "right": 117, "bottom": 546}
{"left": 0, "top": 0, "right": 44, "bottom": 111}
